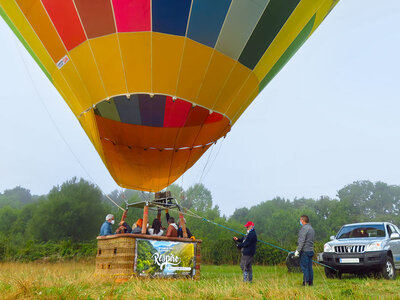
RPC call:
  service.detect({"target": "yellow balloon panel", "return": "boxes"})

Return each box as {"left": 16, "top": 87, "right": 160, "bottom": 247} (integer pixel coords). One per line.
{"left": 176, "top": 38, "right": 213, "bottom": 103}
{"left": 195, "top": 50, "right": 236, "bottom": 113}
{"left": 56, "top": 59, "right": 93, "bottom": 114}
{"left": 213, "top": 62, "right": 256, "bottom": 115}
{"left": 152, "top": 32, "right": 184, "bottom": 96}
{"left": 119, "top": 32, "right": 151, "bottom": 94}
{"left": 68, "top": 41, "right": 108, "bottom": 110}
{"left": 89, "top": 34, "right": 127, "bottom": 98}
{"left": 226, "top": 73, "right": 260, "bottom": 120}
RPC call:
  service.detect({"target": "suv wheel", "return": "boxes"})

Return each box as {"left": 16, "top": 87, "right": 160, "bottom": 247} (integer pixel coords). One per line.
{"left": 324, "top": 267, "right": 339, "bottom": 279}
{"left": 380, "top": 256, "right": 396, "bottom": 280}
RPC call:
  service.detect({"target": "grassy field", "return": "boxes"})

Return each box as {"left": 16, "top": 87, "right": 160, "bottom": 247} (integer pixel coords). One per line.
{"left": 1, "top": 261, "right": 400, "bottom": 299}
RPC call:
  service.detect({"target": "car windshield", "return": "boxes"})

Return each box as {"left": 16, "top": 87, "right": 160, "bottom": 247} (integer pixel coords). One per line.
{"left": 336, "top": 224, "right": 386, "bottom": 239}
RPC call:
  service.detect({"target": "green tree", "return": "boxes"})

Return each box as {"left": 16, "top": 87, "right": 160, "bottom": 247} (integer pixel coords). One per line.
{"left": 183, "top": 183, "right": 212, "bottom": 212}
{"left": 167, "top": 184, "right": 185, "bottom": 203}
{"left": 0, "top": 186, "right": 35, "bottom": 209}
{"left": 337, "top": 180, "right": 375, "bottom": 222}
{"left": 27, "top": 178, "right": 107, "bottom": 242}
{"left": 230, "top": 207, "right": 249, "bottom": 224}
{"left": 0, "top": 206, "right": 18, "bottom": 234}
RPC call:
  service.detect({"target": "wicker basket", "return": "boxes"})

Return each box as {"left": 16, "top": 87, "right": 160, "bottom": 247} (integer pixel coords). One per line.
{"left": 95, "top": 234, "right": 202, "bottom": 281}
{"left": 95, "top": 236, "right": 136, "bottom": 279}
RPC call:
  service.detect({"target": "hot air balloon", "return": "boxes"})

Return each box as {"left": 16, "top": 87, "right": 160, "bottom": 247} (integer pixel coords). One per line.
{"left": 0, "top": 0, "right": 339, "bottom": 192}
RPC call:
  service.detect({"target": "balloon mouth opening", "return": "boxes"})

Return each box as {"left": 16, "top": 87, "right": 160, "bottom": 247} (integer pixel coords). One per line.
{"left": 93, "top": 93, "right": 228, "bottom": 128}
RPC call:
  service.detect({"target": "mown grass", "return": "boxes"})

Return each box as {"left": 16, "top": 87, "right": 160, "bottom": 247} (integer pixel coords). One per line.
{"left": 1, "top": 261, "right": 400, "bottom": 299}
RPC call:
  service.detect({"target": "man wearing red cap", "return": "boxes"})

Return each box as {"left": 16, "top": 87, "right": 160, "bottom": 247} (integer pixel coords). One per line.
{"left": 233, "top": 221, "right": 258, "bottom": 282}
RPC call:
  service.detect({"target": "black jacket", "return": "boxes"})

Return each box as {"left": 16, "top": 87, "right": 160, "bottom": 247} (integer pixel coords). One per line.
{"left": 178, "top": 226, "right": 193, "bottom": 238}
{"left": 237, "top": 228, "right": 257, "bottom": 256}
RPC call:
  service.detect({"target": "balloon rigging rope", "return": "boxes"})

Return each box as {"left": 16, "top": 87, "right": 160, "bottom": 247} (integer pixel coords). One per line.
{"left": 177, "top": 136, "right": 225, "bottom": 216}
{"left": 198, "top": 141, "right": 215, "bottom": 183}
{"left": 176, "top": 133, "right": 224, "bottom": 194}
{"left": 176, "top": 205, "right": 337, "bottom": 272}
{"left": 203, "top": 137, "right": 225, "bottom": 180}
{"left": 12, "top": 34, "right": 124, "bottom": 212}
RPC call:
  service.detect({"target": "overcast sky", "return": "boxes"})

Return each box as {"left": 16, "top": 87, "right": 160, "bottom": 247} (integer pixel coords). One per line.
{"left": 0, "top": 1, "right": 399, "bottom": 216}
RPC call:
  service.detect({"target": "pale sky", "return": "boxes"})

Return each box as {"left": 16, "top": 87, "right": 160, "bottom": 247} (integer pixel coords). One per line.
{"left": 0, "top": 1, "right": 399, "bottom": 215}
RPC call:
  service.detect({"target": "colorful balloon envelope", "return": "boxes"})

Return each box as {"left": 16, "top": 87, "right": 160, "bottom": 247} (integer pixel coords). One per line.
{"left": 0, "top": 0, "right": 339, "bottom": 191}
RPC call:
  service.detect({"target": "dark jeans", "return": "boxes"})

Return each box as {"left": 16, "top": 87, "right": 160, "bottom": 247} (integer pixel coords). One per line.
{"left": 300, "top": 251, "right": 314, "bottom": 284}
{"left": 240, "top": 255, "right": 253, "bottom": 282}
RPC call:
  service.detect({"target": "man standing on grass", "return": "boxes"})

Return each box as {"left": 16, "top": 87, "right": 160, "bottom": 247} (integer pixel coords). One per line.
{"left": 294, "top": 215, "right": 315, "bottom": 286}
{"left": 233, "top": 221, "right": 257, "bottom": 282}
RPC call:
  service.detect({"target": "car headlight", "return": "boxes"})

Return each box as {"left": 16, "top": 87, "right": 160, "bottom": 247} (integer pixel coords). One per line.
{"left": 365, "top": 242, "right": 382, "bottom": 251}
{"left": 324, "top": 243, "right": 334, "bottom": 252}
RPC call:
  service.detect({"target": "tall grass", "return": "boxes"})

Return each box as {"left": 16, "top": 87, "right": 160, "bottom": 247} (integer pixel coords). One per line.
{"left": 1, "top": 261, "right": 400, "bottom": 299}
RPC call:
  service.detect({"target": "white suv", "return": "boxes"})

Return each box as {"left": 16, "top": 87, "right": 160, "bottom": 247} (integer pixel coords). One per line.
{"left": 320, "top": 222, "right": 400, "bottom": 279}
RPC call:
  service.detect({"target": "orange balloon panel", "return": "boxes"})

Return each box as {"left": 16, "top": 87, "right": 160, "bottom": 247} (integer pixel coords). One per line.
{"left": 101, "top": 143, "right": 212, "bottom": 192}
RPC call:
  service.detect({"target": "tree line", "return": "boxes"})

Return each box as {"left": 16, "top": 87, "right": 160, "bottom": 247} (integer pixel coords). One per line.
{"left": 1, "top": 179, "right": 400, "bottom": 264}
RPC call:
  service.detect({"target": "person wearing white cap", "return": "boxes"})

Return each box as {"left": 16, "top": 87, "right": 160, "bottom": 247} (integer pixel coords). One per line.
{"left": 99, "top": 214, "right": 115, "bottom": 236}
{"left": 233, "top": 221, "right": 258, "bottom": 282}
